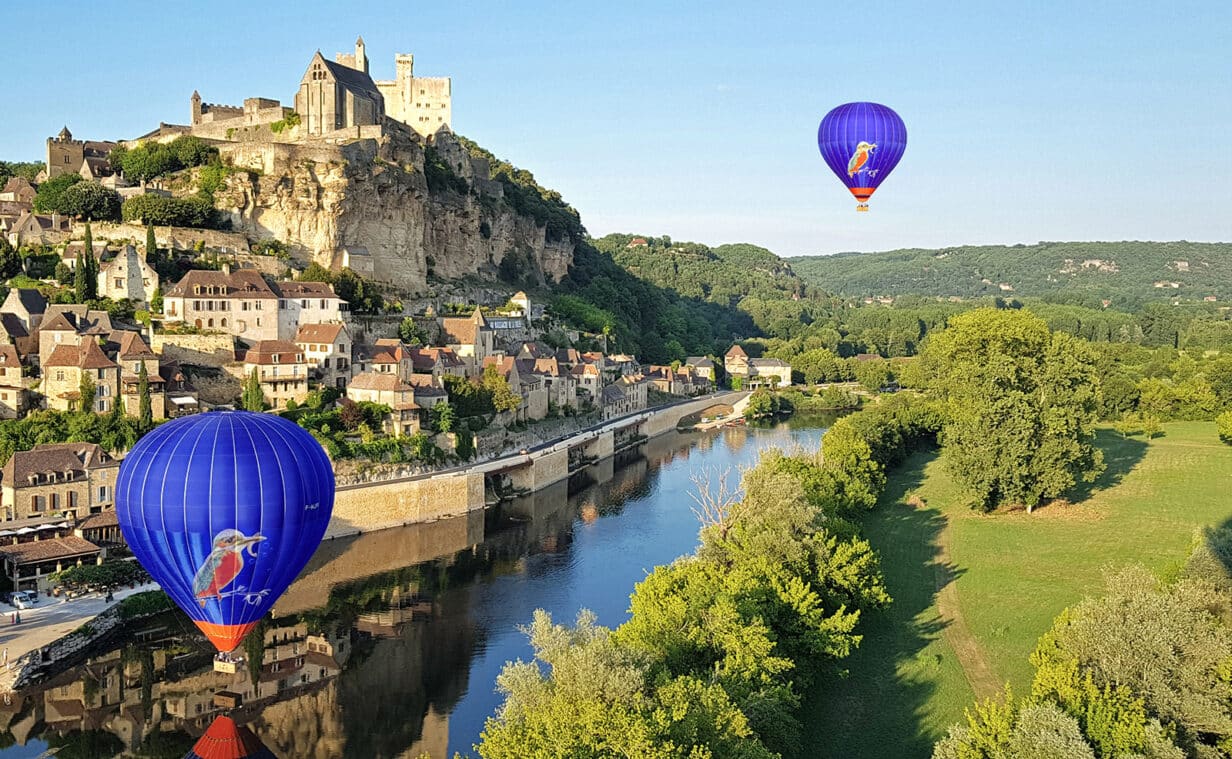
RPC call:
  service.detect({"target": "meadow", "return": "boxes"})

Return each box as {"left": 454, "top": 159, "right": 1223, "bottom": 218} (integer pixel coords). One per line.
{"left": 802, "top": 421, "right": 1232, "bottom": 759}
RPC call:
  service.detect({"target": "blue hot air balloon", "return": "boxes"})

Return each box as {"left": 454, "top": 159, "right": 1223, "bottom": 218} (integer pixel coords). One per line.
{"left": 116, "top": 411, "right": 334, "bottom": 652}
{"left": 817, "top": 102, "right": 907, "bottom": 212}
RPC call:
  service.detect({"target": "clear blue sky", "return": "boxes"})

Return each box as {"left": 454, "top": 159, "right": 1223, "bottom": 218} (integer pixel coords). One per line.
{"left": 5, "top": 0, "right": 1229, "bottom": 256}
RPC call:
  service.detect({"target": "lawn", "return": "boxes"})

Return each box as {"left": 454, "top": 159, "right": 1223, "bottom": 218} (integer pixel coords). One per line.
{"left": 801, "top": 421, "right": 1232, "bottom": 759}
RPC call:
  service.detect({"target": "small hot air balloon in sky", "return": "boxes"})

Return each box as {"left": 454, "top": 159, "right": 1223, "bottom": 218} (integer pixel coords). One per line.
{"left": 116, "top": 411, "right": 334, "bottom": 653}
{"left": 185, "top": 715, "right": 278, "bottom": 759}
{"left": 817, "top": 102, "right": 907, "bottom": 212}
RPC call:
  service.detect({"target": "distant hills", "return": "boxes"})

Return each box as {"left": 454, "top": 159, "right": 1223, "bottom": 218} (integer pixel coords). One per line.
{"left": 788, "top": 242, "right": 1232, "bottom": 306}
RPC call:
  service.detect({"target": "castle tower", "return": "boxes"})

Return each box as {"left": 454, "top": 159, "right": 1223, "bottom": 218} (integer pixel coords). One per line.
{"left": 191, "top": 90, "right": 202, "bottom": 125}
{"left": 355, "top": 36, "right": 368, "bottom": 75}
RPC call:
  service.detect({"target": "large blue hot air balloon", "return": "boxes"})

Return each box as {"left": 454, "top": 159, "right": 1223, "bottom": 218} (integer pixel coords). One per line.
{"left": 817, "top": 102, "right": 907, "bottom": 212}
{"left": 116, "top": 411, "right": 334, "bottom": 652}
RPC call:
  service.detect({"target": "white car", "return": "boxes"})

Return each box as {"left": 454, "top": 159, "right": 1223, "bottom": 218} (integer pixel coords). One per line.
{"left": 11, "top": 591, "right": 35, "bottom": 609}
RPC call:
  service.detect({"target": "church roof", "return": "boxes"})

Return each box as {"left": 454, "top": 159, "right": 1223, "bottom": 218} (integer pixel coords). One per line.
{"left": 318, "top": 55, "right": 383, "bottom": 101}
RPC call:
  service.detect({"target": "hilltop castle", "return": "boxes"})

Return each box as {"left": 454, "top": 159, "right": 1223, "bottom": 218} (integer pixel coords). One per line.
{"left": 188, "top": 36, "right": 451, "bottom": 140}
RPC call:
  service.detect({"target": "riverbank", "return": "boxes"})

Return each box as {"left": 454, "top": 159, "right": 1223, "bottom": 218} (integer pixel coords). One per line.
{"left": 324, "top": 391, "right": 746, "bottom": 538}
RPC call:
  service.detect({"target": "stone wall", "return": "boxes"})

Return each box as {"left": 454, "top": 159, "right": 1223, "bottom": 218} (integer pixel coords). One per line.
{"left": 328, "top": 471, "right": 484, "bottom": 537}
{"left": 150, "top": 333, "right": 235, "bottom": 367}
{"left": 80, "top": 222, "right": 251, "bottom": 255}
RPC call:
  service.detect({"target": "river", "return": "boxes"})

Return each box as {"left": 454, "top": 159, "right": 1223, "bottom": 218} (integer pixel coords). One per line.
{"left": 0, "top": 417, "right": 834, "bottom": 758}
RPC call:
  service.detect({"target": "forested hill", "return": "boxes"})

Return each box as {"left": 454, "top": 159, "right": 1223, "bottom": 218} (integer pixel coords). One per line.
{"left": 788, "top": 241, "right": 1232, "bottom": 306}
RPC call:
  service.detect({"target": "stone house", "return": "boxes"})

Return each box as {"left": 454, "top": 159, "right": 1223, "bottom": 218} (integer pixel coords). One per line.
{"left": 115, "top": 332, "right": 166, "bottom": 421}
{"left": 570, "top": 362, "right": 602, "bottom": 403}
{"left": 164, "top": 268, "right": 279, "bottom": 341}
{"left": 97, "top": 245, "right": 158, "bottom": 305}
{"left": 45, "top": 126, "right": 116, "bottom": 180}
{"left": 601, "top": 379, "right": 649, "bottom": 421}
{"left": 36, "top": 307, "right": 114, "bottom": 368}
{"left": 61, "top": 240, "right": 109, "bottom": 272}
{"left": 160, "top": 362, "right": 200, "bottom": 417}
{"left": 404, "top": 374, "right": 449, "bottom": 408}
{"left": 276, "top": 281, "right": 348, "bottom": 340}
{"left": 724, "top": 344, "right": 791, "bottom": 388}
{"left": 0, "top": 177, "right": 36, "bottom": 204}
{"left": 0, "top": 314, "right": 36, "bottom": 365}
{"left": 43, "top": 341, "right": 120, "bottom": 413}
{"left": 483, "top": 356, "right": 548, "bottom": 422}
{"left": 295, "top": 323, "right": 351, "bottom": 390}
{"left": 0, "top": 345, "right": 28, "bottom": 419}
{"left": 0, "top": 442, "right": 120, "bottom": 522}
{"left": 7, "top": 211, "right": 70, "bottom": 247}
{"left": 439, "top": 309, "right": 495, "bottom": 369}
{"left": 242, "top": 340, "right": 309, "bottom": 410}
{"left": 529, "top": 357, "right": 577, "bottom": 411}
{"left": 346, "top": 371, "right": 420, "bottom": 436}
{"left": 645, "top": 365, "right": 696, "bottom": 396}
{"left": 685, "top": 356, "right": 717, "bottom": 384}
{"left": 1, "top": 288, "right": 47, "bottom": 332}
{"left": 409, "top": 346, "right": 466, "bottom": 379}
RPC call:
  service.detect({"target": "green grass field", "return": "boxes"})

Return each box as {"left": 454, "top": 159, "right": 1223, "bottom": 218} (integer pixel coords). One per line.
{"left": 801, "top": 421, "right": 1232, "bottom": 759}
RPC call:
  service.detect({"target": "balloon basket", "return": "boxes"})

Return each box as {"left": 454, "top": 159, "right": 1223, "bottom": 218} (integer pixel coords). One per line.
{"left": 213, "top": 652, "right": 243, "bottom": 674}
{"left": 856, "top": 204, "right": 869, "bottom": 213}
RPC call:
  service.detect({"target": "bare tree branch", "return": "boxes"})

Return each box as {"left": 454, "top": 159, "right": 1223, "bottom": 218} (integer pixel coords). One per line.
{"left": 689, "top": 465, "right": 747, "bottom": 542}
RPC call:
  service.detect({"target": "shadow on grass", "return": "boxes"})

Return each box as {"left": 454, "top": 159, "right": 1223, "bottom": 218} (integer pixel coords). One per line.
{"left": 1065, "top": 430, "right": 1149, "bottom": 505}
{"left": 799, "top": 448, "right": 962, "bottom": 759}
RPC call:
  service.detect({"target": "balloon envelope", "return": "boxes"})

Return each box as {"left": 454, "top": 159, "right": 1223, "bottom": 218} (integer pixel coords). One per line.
{"left": 116, "top": 411, "right": 334, "bottom": 652}
{"left": 817, "top": 102, "right": 907, "bottom": 209}
{"left": 185, "top": 715, "right": 278, "bottom": 759}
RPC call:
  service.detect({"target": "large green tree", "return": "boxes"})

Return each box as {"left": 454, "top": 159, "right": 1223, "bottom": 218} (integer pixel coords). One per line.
{"left": 58, "top": 182, "right": 122, "bottom": 221}
{"left": 241, "top": 369, "right": 264, "bottom": 412}
{"left": 32, "top": 173, "right": 82, "bottom": 213}
{"left": 137, "top": 363, "right": 152, "bottom": 429}
{"left": 925, "top": 308, "right": 1105, "bottom": 511}
{"left": 75, "top": 223, "right": 99, "bottom": 302}
{"left": 0, "top": 236, "right": 22, "bottom": 280}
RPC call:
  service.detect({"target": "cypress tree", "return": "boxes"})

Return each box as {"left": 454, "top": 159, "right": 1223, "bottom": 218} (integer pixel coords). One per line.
{"left": 75, "top": 222, "right": 95, "bottom": 302}
{"left": 138, "top": 362, "right": 152, "bottom": 429}
{"left": 241, "top": 368, "right": 264, "bottom": 411}
{"left": 145, "top": 224, "right": 157, "bottom": 266}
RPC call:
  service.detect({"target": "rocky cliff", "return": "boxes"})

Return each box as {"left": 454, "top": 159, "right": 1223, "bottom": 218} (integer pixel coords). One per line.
{"left": 212, "top": 123, "right": 574, "bottom": 295}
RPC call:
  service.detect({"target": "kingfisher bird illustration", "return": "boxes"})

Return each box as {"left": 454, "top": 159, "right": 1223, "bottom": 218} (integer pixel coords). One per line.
{"left": 847, "top": 141, "right": 877, "bottom": 176}
{"left": 193, "top": 529, "right": 265, "bottom": 607}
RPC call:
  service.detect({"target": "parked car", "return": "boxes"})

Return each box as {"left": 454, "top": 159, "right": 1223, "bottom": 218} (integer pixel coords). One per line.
{"left": 11, "top": 591, "right": 34, "bottom": 609}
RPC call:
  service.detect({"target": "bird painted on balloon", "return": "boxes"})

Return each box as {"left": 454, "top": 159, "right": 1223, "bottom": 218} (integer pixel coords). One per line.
{"left": 847, "top": 141, "right": 877, "bottom": 177}
{"left": 193, "top": 529, "right": 265, "bottom": 607}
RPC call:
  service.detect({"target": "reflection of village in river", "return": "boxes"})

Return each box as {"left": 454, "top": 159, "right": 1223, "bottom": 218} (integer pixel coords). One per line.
{"left": 0, "top": 420, "right": 825, "bottom": 758}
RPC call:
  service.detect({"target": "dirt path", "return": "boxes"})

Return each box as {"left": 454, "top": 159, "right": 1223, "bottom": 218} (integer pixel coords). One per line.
{"left": 934, "top": 516, "right": 1002, "bottom": 700}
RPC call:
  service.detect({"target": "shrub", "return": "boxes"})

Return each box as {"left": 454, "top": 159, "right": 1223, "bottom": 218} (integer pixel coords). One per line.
{"left": 122, "top": 194, "right": 217, "bottom": 228}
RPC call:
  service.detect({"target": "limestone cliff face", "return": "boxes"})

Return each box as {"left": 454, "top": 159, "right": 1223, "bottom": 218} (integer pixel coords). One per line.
{"left": 213, "top": 125, "right": 573, "bottom": 295}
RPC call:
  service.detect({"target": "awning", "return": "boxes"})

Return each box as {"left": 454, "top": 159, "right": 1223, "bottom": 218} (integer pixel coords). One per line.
{"left": 170, "top": 396, "right": 199, "bottom": 406}
{"left": 14, "top": 528, "right": 35, "bottom": 535}
{"left": 0, "top": 531, "right": 15, "bottom": 537}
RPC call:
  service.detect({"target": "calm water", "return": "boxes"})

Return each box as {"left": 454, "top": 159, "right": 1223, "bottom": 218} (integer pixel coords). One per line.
{"left": 2, "top": 418, "right": 831, "bottom": 758}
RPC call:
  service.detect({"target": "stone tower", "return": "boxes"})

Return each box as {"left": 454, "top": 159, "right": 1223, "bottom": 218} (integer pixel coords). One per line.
{"left": 355, "top": 36, "right": 368, "bottom": 75}
{"left": 191, "top": 90, "right": 202, "bottom": 125}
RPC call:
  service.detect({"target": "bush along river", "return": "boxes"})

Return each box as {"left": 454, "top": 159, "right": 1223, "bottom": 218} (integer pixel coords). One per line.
{"left": 0, "top": 415, "right": 840, "bottom": 759}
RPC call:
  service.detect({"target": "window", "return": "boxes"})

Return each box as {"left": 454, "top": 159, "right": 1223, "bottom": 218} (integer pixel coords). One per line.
{"left": 256, "top": 318, "right": 261, "bottom": 327}
{"left": 301, "top": 300, "right": 309, "bottom": 309}
{"left": 207, "top": 319, "right": 213, "bottom": 328}
{"left": 320, "top": 299, "right": 327, "bottom": 308}
{"left": 68, "top": 492, "right": 78, "bottom": 509}
{"left": 98, "top": 485, "right": 109, "bottom": 501}
{"left": 114, "top": 279, "right": 123, "bottom": 288}
{"left": 32, "top": 495, "right": 44, "bottom": 512}
{"left": 220, "top": 318, "right": 227, "bottom": 327}
{"left": 51, "top": 493, "right": 60, "bottom": 510}
{"left": 97, "top": 368, "right": 105, "bottom": 380}
{"left": 279, "top": 300, "right": 286, "bottom": 310}
{"left": 55, "top": 371, "right": 64, "bottom": 381}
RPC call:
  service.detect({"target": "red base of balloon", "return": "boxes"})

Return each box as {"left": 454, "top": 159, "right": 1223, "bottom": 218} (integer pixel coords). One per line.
{"left": 849, "top": 187, "right": 876, "bottom": 202}
{"left": 195, "top": 620, "right": 259, "bottom": 653}
{"left": 188, "top": 716, "right": 273, "bottom": 758}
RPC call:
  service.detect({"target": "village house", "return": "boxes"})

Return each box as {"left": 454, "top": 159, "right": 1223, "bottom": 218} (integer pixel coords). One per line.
{"left": 0, "top": 177, "right": 36, "bottom": 204}
{"left": 645, "top": 365, "right": 697, "bottom": 396}
{"left": 164, "top": 268, "right": 344, "bottom": 343}
{"left": 36, "top": 306, "right": 114, "bottom": 367}
{"left": 160, "top": 362, "right": 200, "bottom": 417}
{"left": 569, "top": 362, "right": 602, "bottom": 403}
{"left": 61, "top": 239, "right": 109, "bottom": 272}
{"left": 294, "top": 323, "right": 351, "bottom": 389}
{"left": 0, "top": 442, "right": 120, "bottom": 522}
{"left": 7, "top": 211, "right": 70, "bottom": 247}
{"left": 685, "top": 356, "right": 717, "bottom": 386}
{"left": 0, "top": 344, "right": 28, "bottom": 419}
{"left": 409, "top": 346, "right": 466, "bottom": 379}
{"left": 601, "top": 375, "right": 649, "bottom": 420}
{"left": 439, "top": 308, "right": 495, "bottom": 369}
{"left": 0, "top": 313, "right": 36, "bottom": 365}
{"left": 242, "top": 340, "right": 309, "bottom": 409}
{"left": 1, "top": 288, "right": 47, "bottom": 332}
{"left": 42, "top": 341, "right": 120, "bottom": 413}
{"left": 404, "top": 374, "right": 449, "bottom": 408}
{"left": 724, "top": 344, "right": 791, "bottom": 388}
{"left": 116, "top": 331, "right": 167, "bottom": 420}
{"left": 45, "top": 126, "right": 116, "bottom": 180}
{"left": 528, "top": 357, "right": 576, "bottom": 411}
{"left": 97, "top": 245, "right": 158, "bottom": 305}
{"left": 483, "top": 356, "right": 548, "bottom": 422}
{"left": 346, "top": 372, "right": 421, "bottom": 436}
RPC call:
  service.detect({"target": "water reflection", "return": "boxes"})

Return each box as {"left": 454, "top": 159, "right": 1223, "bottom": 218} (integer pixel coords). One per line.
{"left": 0, "top": 419, "right": 834, "bottom": 758}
